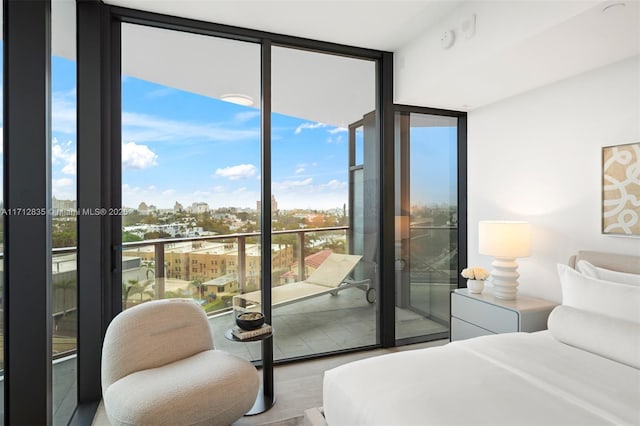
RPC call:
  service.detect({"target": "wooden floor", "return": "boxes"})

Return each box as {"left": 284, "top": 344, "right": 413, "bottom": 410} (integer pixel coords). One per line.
{"left": 92, "top": 339, "right": 447, "bottom": 426}
{"left": 232, "top": 339, "right": 448, "bottom": 426}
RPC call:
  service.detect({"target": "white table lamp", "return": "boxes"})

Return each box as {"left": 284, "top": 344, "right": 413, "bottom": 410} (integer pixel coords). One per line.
{"left": 478, "top": 221, "right": 531, "bottom": 300}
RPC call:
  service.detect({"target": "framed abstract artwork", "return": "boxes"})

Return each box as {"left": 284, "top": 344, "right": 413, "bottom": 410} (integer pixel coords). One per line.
{"left": 602, "top": 142, "right": 640, "bottom": 236}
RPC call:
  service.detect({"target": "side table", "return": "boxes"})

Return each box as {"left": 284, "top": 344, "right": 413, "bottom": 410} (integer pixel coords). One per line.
{"left": 450, "top": 288, "right": 556, "bottom": 341}
{"left": 224, "top": 327, "right": 275, "bottom": 415}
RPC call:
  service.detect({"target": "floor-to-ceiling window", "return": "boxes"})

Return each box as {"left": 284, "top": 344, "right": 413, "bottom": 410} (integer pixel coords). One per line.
{"left": 115, "top": 17, "right": 383, "bottom": 364}
{"left": 270, "top": 46, "right": 379, "bottom": 359}
{"left": 394, "top": 109, "right": 464, "bottom": 342}
{"left": 119, "top": 23, "right": 263, "bottom": 359}
{"left": 51, "top": 1, "right": 78, "bottom": 423}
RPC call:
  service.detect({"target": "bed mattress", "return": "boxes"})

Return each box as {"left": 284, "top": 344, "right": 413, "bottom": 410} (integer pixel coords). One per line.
{"left": 323, "top": 331, "right": 640, "bottom": 425}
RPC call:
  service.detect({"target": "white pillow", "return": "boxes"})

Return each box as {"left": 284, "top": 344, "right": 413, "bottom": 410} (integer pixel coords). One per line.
{"left": 548, "top": 305, "right": 640, "bottom": 369}
{"left": 557, "top": 263, "right": 640, "bottom": 324}
{"left": 577, "top": 260, "right": 640, "bottom": 286}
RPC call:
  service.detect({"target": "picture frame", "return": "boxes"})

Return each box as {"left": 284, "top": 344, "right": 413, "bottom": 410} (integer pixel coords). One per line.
{"left": 602, "top": 142, "right": 640, "bottom": 236}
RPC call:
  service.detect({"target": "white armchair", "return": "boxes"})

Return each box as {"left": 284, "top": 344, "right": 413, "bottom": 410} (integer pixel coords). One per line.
{"left": 101, "top": 298, "right": 259, "bottom": 426}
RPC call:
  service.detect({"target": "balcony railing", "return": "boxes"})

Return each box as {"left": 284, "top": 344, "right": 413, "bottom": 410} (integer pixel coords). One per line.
{"left": 0, "top": 226, "right": 351, "bottom": 364}
{"left": 0, "top": 223, "right": 458, "bottom": 367}
{"left": 121, "top": 225, "right": 350, "bottom": 305}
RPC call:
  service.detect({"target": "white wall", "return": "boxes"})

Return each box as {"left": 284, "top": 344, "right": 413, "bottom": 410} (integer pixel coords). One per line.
{"left": 467, "top": 56, "right": 640, "bottom": 303}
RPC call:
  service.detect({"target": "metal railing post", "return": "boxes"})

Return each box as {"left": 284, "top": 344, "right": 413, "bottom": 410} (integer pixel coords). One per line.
{"left": 297, "top": 231, "right": 305, "bottom": 281}
{"left": 155, "top": 242, "right": 165, "bottom": 299}
{"left": 238, "top": 235, "right": 246, "bottom": 292}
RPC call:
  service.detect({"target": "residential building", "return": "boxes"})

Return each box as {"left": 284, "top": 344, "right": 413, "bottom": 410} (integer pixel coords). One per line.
{"left": 122, "top": 241, "right": 294, "bottom": 284}
{"left": 189, "top": 202, "right": 210, "bottom": 214}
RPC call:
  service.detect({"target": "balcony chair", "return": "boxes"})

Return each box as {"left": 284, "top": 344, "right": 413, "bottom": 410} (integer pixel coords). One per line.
{"left": 101, "top": 298, "right": 259, "bottom": 426}
{"left": 233, "top": 253, "right": 374, "bottom": 312}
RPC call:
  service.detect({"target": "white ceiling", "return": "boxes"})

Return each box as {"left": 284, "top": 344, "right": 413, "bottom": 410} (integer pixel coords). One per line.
{"left": 104, "top": 0, "right": 462, "bottom": 52}
{"left": 120, "top": 22, "right": 376, "bottom": 128}
{"left": 394, "top": 0, "right": 640, "bottom": 110}
{"left": 47, "top": 0, "right": 640, "bottom": 121}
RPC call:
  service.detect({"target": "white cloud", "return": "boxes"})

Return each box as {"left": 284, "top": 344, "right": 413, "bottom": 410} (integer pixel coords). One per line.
{"left": 53, "top": 178, "right": 73, "bottom": 188}
{"left": 146, "top": 87, "right": 176, "bottom": 99}
{"left": 272, "top": 178, "right": 348, "bottom": 210}
{"left": 328, "top": 127, "right": 347, "bottom": 134}
{"left": 122, "top": 141, "right": 158, "bottom": 170}
{"left": 53, "top": 177, "right": 75, "bottom": 200}
{"left": 234, "top": 110, "right": 261, "bottom": 123}
{"left": 320, "top": 179, "right": 347, "bottom": 191}
{"left": 294, "top": 162, "right": 318, "bottom": 175}
{"left": 122, "top": 112, "right": 260, "bottom": 143}
{"left": 327, "top": 134, "right": 345, "bottom": 144}
{"left": 272, "top": 177, "right": 313, "bottom": 192}
{"left": 294, "top": 122, "right": 326, "bottom": 135}
{"left": 215, "top": 164, "right": 257, "bottom": 180}
{"left": 52, "top": 89, "right": 77, "bottom": 135}
{"left": 52, "top": 137, "right": 76, "bottom": 175}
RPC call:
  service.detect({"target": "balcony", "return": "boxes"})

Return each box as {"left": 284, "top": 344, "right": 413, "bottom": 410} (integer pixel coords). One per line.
{"left": 1, "top": 225, "right": 453, "bottom": 423}
{"left": 1, "top": 225, "right": 455, "bottom": 364}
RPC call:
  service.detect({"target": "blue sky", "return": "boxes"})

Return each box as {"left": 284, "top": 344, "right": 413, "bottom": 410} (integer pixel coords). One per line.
{"left": 3, "top": 52, "right": 457, "bottom": 212}
{"left": 120, "top": 75, "right": 352, "bottom": 210}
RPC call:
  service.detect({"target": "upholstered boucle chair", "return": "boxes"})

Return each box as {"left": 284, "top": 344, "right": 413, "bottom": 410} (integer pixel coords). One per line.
{"left": 101, "top": 298, "right": 259, "bottom": 426}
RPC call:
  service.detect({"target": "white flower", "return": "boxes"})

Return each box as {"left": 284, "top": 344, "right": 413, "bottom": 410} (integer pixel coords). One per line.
{"left": 461, "top": 267, "right": 489, "bottom": 280}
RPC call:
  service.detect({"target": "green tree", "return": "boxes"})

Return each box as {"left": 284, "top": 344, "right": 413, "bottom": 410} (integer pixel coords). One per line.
{"left": 122, "top": 210, "right": 144, "bottom": 226}
{"left": 143, "top": 231, "right": 171, "bottom": 240}
{"left": 122, "top": 279, "right": 154, "bottom": 306}
{"left": 123, "top": 231, "right": 143, "bottom": 242}
{"left": 52, "top": 231, "right": 77, "bottom": 248}
{"left": 189, "top": 278, "right": 205, "bottom": 300}
{"left": 142, "top": 260, "right": 155, "bottom": 280}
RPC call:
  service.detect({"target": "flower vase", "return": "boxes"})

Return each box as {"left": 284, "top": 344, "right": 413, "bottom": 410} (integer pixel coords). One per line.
{"left": 467, "top": 279, "right": 484, "bottom": 294}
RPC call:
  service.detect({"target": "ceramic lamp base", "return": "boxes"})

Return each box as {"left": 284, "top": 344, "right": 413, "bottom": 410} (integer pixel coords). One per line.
{"left": 490, "top": 257, "right": 520, "bottom": 300}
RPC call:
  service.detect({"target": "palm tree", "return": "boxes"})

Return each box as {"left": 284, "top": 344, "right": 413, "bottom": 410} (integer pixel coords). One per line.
{"left": 189, "top": 278, "right": 205, "bottom": 300}
{"left": 122, "top": 279, "right": 136, "bottom": 308}
{"left": 141, "top": 260, "right": 155, "bottom": 280}
{"left": 122, "top": 279, "right": 155, "bottom": 307}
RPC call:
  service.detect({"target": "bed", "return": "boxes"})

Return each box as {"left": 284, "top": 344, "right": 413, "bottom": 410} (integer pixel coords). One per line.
{"left": 320, "top": 250, "right": 640, "bottom": 426}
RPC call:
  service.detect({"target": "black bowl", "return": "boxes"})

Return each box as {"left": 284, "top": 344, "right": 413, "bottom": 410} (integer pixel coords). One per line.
{"left": 236, "top": 312, "right": 265, "bottom": 330}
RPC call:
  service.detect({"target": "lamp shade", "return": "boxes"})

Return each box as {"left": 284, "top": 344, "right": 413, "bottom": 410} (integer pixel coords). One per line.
{"left": 478, "top": 221, "right": 531, "bottom": 258}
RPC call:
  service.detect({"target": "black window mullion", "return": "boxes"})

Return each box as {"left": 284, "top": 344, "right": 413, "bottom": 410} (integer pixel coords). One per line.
{"left": 260, "top": 38, "right": 275, "bottom": 405}
{"left": 379, "top": 51, "right": 396, "bottom": 347}
{"left": 457, "top": 115, "right": 468, "bottom": 289}
{"left": 3, "top": 1, "right": 53, "bottom": 424}
{"left": 76, "top": 1, "right": 118, "bottom": 415}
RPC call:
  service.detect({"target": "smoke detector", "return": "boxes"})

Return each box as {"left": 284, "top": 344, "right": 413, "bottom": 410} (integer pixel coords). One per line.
{"left": 440, "top": 30, "right": 456, "bottom": 49}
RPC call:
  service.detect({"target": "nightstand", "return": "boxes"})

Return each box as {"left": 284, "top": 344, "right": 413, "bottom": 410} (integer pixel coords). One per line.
{"left": 450, "top": 288, "right": 556, "bottom": 342}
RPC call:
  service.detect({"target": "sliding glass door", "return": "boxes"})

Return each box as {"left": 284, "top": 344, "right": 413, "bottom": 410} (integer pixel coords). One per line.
{"left": 395, "top": 110, "right": 462, "bottom": 341}
{"left": 118, "top": 23, "right": 382, "bottom": 362}
{"left": 270, "top": 46, "right": 379, "bottom": 359}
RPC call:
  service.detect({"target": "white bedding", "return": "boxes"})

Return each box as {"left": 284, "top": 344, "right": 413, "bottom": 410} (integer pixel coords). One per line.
{"left": 323, "top": 331, "right": 640, "bottom": 426}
